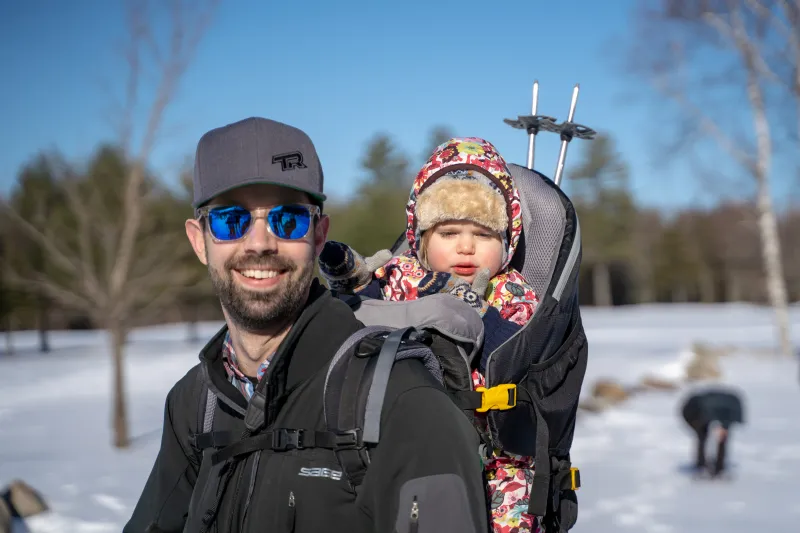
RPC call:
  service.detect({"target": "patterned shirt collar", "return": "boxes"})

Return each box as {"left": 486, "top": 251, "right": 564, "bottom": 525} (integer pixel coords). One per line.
{"left": 221, "top": 332, "right": 271, "bottom": 399}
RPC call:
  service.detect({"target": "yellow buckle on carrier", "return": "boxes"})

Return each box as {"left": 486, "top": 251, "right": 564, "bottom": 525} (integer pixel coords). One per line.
{"left": 475, "top": 384, "right": 517, "bottom": 413}
{"left": 570, "top": 467, "right": 581, "bottom": 490}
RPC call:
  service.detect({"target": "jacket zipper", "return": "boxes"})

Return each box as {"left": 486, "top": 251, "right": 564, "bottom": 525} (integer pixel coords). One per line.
{"left": 409, "top": 496, "right": 419, "bottom": 533}
{"left": 286, "top": 491, "right": 296, "bottom": 532}
{"left": 239, "top": 452, "right": 261, "bottom": 531}
{"left": 225, "top": 461, "right": 246, "bottom": 532}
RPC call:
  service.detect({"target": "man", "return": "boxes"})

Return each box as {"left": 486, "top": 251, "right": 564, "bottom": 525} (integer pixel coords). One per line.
{"left": 124, "top": 117, "right": 489, "bottom": 533}
{"left": 680, "top": 386, "right": 745, "bottom": 479}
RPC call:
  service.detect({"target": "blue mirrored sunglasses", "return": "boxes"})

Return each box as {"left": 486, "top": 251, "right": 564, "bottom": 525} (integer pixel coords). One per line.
{"left": 197, "top": 204, "right": 321, "bottom": 242}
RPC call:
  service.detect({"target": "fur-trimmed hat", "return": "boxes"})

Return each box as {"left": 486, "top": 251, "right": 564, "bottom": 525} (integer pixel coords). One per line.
{"left": 415, "top": 169, "right": 508, "bottom": 235}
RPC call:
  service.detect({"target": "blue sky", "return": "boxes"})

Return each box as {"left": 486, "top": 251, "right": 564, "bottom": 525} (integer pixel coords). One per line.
{"left": 1, "top": 0, "right": 797, "bottom": 210}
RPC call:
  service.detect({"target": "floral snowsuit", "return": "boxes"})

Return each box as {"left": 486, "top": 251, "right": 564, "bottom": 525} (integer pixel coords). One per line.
{"left": 372, "top": 138, "right": 543, "bottom": 532}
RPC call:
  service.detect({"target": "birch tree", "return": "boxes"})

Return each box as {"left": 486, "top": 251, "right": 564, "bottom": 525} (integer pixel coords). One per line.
{"left": 630, "top": 0, "right": 797, "bottom": 357}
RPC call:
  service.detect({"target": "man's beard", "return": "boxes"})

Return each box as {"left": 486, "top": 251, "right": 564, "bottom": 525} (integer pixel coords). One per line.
{"left": 207, "top": 252, "right": 314, "bottom": 331}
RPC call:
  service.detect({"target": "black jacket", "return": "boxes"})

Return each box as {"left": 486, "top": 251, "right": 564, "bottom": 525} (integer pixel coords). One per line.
{"left": 124, "top": 281, "right": 488, "bottom": 533}
{"left": 681, "top": 388, "right": 745, "bottom": 430}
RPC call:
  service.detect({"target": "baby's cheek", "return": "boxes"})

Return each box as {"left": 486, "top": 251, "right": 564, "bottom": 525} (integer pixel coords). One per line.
{"left": 478, "top": 243, "right": 504, "bottom": 275}
{"left": 426, "top": 246, "right": 452, "bottom": 272}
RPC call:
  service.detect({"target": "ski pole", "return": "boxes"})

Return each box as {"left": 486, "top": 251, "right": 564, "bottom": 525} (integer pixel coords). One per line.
{"left": 553, "top": 84, "right": 580, "bottom": 187}
{"left": 527, "top": 80, "right": 539, "bottom": 170}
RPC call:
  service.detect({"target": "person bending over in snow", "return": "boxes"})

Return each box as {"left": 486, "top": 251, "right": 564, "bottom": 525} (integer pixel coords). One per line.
{"left": 680, "top": 386, "right": 745, "bottom": 479}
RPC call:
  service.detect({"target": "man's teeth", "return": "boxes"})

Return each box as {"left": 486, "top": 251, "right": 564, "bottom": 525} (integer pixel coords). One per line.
{"left": 240, "top": 270, "right": 279, "bottom": 279}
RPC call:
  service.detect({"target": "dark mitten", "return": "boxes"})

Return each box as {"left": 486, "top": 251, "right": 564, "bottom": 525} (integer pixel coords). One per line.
{"left": 318, "top": 240, "right": 392, "bottom": 294}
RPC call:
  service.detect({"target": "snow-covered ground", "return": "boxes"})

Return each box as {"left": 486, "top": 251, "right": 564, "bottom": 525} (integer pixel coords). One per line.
{"left": 1, "top": 303, "right": 799, "bottom": 532}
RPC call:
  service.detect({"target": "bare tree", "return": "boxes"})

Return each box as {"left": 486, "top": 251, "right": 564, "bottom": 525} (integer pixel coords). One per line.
{"left": 0, "top": 233, "right": 14, "bottom": 356}
{"left": 7, "top": 156, "right": 63, "bottom": 353}
{"left": 629, "top": 0, "right": 794, "bottom": 357}
{"left": 570, "top": 133, "right": 635, "bottom": 307}
{"left": 781, "top": 206, "right": 800, "bottom": 300}
{"left": 630, "top": 208, "right": 664, "bottom": 303}
{"left": 775, "top": 1, "right": 800, "bottom": 144}
{"left": 0, "top": 0, "right": 219, "bottom": 447}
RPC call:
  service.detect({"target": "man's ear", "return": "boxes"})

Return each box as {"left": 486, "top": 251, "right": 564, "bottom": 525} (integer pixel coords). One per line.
{"left": 313, "top": 214, "right": 330, "bottom": 257}
{"left": 185, "top": 218, "right": 208, "bottom": 265}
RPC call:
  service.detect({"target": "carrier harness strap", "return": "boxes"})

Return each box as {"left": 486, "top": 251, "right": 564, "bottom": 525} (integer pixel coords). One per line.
{"left": 202, "top": 428, "right": 363, "bottom": 466}
{"left": 514, "top": 385, "right": 580, "bottom": 523}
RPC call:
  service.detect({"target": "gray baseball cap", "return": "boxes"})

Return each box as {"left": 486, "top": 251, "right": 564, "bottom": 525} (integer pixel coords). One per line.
{"left": 192, "top": 117, "right": 327, "bottom": 209}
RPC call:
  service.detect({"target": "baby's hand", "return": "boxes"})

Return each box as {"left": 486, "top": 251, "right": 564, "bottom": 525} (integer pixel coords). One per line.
{"left": 318, "top": 241, "right": 392, "bottom": 294}
{"left": 426, "top": 269, "right": 491, "bottom": 317}
{"left": 469, "top": 268, "right": 491, "bottom": 296}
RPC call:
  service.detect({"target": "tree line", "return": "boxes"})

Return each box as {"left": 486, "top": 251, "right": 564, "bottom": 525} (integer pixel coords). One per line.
{"left": 3, "top": 127, "right": 797, "bottom": 343}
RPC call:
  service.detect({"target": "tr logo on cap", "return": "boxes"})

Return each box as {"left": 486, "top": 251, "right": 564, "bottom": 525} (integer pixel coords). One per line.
{"left": 272, "top": 151, "right": 307, "bottom": 171}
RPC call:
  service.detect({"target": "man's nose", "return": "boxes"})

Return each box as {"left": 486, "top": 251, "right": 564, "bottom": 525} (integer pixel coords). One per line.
{"left": 243, "top": 218, "right": 278, "bottom": 254}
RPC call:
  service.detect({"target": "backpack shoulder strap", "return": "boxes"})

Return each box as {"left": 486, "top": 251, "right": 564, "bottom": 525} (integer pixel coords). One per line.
{"left": 323, "top": 326, "right": 440, "bottom": 489}
{"left": 189, "top": 367, "right": 218, "bottom": 460}
{"left": 186, "top": 327, "right": 425, "bottom": 471}
{"left": 200, "top": 379, "right": 217, "bottom": 435}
